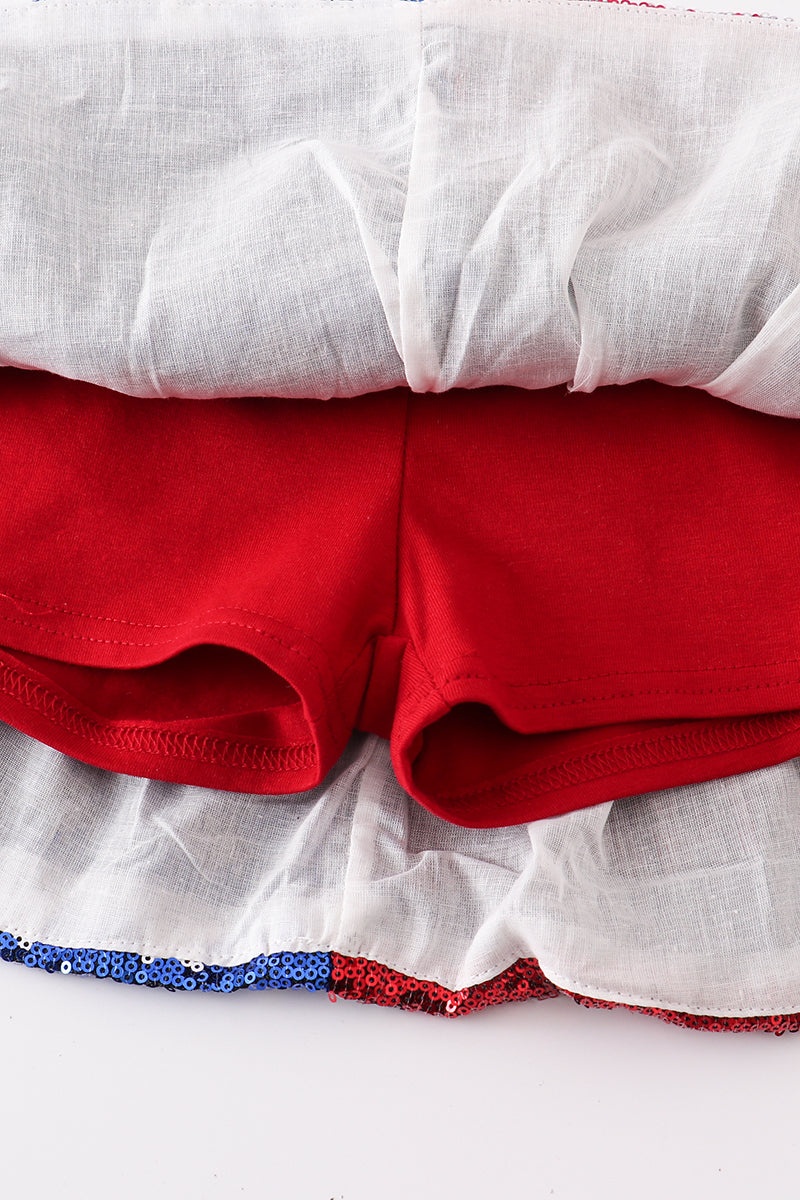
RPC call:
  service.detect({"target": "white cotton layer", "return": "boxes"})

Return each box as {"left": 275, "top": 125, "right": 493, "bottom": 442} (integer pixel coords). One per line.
{"left": 0, "top": 0, "right": 798, "bottom": 412}
{"left": 2, "top": 722, "right": 800, "bottom": 1017}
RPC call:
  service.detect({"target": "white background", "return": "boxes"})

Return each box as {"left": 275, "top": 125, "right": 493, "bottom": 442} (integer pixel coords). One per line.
{"left": 5, "top": 1, "right": 800, "bottom": 1196}
{"left": 2, "top": 960, "right": 800, "bottom": 1198}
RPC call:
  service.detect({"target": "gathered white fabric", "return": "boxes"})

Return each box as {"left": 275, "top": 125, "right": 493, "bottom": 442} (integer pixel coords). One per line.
{"left": 2, "top": 721, "right": 800, "bottom": 1017}
{"left": 0, "top": 0, "right": 798, "bottom": 411}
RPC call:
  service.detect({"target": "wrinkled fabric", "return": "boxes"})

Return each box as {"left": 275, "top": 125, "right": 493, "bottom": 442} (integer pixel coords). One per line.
{"left": 0, "top": 0, "right": 799, "bottom": 410}
{"left": 2, "top": 722, "right": 800, "bottom": 1017}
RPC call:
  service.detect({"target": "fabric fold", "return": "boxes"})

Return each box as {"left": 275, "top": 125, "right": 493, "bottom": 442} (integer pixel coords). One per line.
{"left": 0, "top": 0, "right": 799, "bottom": 410}
{"left": 6, "top": 370, "right": 800, "bottom": 825}
{"left": 3, "top": 722, "right": 800, "bottom": 1021}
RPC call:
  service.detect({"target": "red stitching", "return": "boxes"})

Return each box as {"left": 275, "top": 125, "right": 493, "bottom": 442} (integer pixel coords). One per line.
{"left": 8, "top": 592, "right": 800, "bottom": 690}
{"left": 437, "top": 673, "right": 800, "bottom": 710}
{"left": 0, "top": 591, "right": 382, "bottom": 744}
{"left": 436, "top": 654, "right": 800, "bottom": 687}
{"left": 434, "top": 709, "right": 800, "bottom": 804}
{"left": 0, "top": 660, "right": 317, "bottom": 773}
{"left": 0, "top": 611, "right": 375, "bottom": 747}
{"left": 0, "top": 609, "right": 315, "bottom": 650}
{"left": 0, "top": 585, "right": 346, "bottom": 655}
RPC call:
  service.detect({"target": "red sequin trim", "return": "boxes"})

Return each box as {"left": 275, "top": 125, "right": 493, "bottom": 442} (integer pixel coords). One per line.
{"left": 566, "top": 991, "right": 800, "bottom": 1035}
{"left": 328, "top": 954, "right": 559, "bottom": 1017}
{"left": 329, "top": 953, "right": 800, "bottom": 1033}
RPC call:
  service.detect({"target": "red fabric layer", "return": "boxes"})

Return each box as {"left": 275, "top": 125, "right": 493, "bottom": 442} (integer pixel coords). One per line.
{"left": 2, "top": 370, "right": 800, "bottom": 826}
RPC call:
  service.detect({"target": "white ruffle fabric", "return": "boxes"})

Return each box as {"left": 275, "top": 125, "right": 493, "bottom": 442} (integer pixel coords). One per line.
{"left": 2, "top": 721, "right": 800, "bottom": 1019}
{"left": 1, "top": 0, "right": 800, "bottom": 412}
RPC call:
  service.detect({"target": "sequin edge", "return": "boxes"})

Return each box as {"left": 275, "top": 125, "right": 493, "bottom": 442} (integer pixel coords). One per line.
{"left": 2, "top": 929, "right": 799, "bottom": 1033}
{"left": 0, "top": 931, "right": 330, "bottom": 993}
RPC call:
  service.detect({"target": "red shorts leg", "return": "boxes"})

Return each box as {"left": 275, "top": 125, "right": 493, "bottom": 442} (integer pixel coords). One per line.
{"left": 391, "top": 382, "right": 800, "bottom": 826}
{"left": 0, "top": 370, "right": 406, "bottom": 791}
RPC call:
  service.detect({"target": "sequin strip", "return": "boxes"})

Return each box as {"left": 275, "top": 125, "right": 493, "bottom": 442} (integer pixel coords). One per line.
{"left": 0, "top": 932, "right": 329, "bottom": 993}
{"left": 566, "top": 992, "right": 800, "bottom": 1035}
{"left": 328, "top": 953, "right": 560, "bottom": 1016}
{"left": 2, "top": 929, "right": 799, "bottom": 1032}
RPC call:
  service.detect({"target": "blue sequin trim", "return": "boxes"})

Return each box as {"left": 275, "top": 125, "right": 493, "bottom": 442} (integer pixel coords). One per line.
{"left": 0, "top": 931, "right": 330, "bottom": 993}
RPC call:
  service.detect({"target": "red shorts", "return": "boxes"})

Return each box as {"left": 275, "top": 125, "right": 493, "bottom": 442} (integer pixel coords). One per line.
{"left": 2, "top": 369, "right": 800, "bottom": 827}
